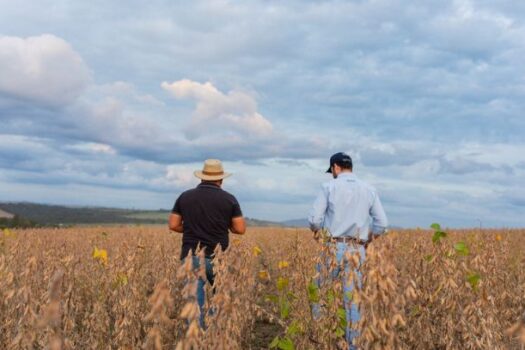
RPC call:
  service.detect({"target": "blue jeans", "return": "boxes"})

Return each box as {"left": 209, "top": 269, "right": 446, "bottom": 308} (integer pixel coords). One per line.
{"left": 186, "top": 256, "right": 214, "bottom": 328}
{"left": 313, "top": 242, "right": 366, "bottom": 350}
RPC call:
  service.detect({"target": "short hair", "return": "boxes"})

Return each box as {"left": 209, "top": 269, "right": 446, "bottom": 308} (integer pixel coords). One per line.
{"left": 335, "top": 161, "right": 352, "bottom": 170}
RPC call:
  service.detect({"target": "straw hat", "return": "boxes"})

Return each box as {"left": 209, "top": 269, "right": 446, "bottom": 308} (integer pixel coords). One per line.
{"left": 194, "top": 159, "right": 232, "bottom": 181}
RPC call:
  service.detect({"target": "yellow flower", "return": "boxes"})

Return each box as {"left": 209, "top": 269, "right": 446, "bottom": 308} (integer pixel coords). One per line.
{"left": 278, "top": 260, "right": 289, "bottom": 269}
{"left": 3, "top": 228, "right": 15, "bottom": 238}
{"left": 258, "top": 270, "right": 270, "bottom": 280}
{"left": 495, "top": 234, "right": 502, "bottom": 241}
{"left": 92, "top": 247, "right": 108, "bottom": 265}
{"left": 253, "top": 246, "right": 262, "bottom": 256}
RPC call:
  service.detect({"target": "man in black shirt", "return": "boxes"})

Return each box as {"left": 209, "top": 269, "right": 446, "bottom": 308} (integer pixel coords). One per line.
{"left": 168, "top": 159, "right": 245, "bottom": 327}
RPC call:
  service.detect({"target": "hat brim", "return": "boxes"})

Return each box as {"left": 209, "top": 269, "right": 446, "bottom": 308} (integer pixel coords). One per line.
{"left": 194, "top": 171, "right": 232, "bottom": 181}
{"left": 326, "top": 166, "right": 332, "bottom": 173}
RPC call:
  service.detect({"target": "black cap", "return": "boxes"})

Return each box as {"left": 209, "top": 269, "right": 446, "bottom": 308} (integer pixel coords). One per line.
{"left": 326, "top": 152, "right": 352, "bottom": 173}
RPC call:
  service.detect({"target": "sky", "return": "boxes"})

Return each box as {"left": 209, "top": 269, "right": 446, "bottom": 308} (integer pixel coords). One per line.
{"left": 1, "top": 0, "right": 524, "bottom": 227}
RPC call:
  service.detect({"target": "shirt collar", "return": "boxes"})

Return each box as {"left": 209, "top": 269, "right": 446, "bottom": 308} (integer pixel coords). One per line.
{"left": 197, "top": 182, "right": 221, "bottom": 189}
{"left": 336, "top": 172, "right": 356, "bottom": 179}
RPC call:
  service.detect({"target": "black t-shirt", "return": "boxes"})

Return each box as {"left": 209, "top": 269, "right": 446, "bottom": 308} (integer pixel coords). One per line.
{"left": 172, "top": 182, "right": 242, "bottom": 259}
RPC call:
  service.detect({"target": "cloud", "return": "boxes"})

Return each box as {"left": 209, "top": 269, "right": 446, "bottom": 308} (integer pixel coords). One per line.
{"left": 0, "top": 34, "right": 91, "bottom": 107}
{"left": 357, "top": 141, "right": 442, "bottom": 167}
{"left": 503, "top": 189, "right": 525, "bottom": 207}
{"left": 65, "top": 142, "right": 117, "bottom": 155}
{"left": 0, "top": 134, "right": 55, "bottom": 170}
{"left": 162, "top": 79, "right": 273, "bottom": 139}
{"left": 165, "top": 164, "right": 198, "bottom": 188}
{"left": 421, "top": 0, "right": 518, "bottom": 59}
{"left": 438, "top": 157, "right": 497, "bottom": 175}
{"left": 97, "top": 81, "right": 165, "bottom": 107}
{"left": 0, "top": 1, "right": 525, "bottom": 226}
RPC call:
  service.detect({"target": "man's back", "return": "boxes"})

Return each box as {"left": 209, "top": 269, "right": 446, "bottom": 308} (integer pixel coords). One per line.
{"left": 172, "top": 182, "right": 242, "bottom": 259}
{"left": 309, "top": 172, "right": 387, "bottom": 240}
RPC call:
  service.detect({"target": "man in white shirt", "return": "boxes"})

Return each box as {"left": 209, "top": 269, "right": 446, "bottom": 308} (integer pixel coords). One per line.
{"left": 309, "top": 152, "right": 388, "bottom": 349}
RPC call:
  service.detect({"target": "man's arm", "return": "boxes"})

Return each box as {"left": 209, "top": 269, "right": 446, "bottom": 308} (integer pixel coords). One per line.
{"left": 168, "top": 213, "right": 183, "bottom": 233}
{"left": 230, "top": 216, "right": 246, "bottom": 235}
{"left": 308, "top": 184, "right": 329, "bottom": 234}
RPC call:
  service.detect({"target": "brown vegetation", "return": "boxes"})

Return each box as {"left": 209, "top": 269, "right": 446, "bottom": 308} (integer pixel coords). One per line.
{"left": 0, "top": 226, "right": 524, "bottom": 349}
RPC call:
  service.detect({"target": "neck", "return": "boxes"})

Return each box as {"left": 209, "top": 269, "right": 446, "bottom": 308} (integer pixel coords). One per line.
{"left": 201, "top": 180, "right": 222, "bottom": 187}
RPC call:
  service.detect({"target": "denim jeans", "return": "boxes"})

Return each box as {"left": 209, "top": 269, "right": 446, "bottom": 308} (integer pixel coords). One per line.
{"left": 186, "top": 256, "right": 214, "bottom": 328}
{"left": 313, "top": 242, "right": 366, "bottom": 350}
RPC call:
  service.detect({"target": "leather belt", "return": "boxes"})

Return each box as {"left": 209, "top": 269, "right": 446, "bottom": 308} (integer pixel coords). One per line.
{"left": 331, "top": 236, "right": 369, "bottom": 246}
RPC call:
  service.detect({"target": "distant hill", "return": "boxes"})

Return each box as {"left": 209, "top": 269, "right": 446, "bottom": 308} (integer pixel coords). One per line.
{"left": 281, "top": 218, "right": 309, "bottom": 227}
{"left": 0, "top": 202, "right": 284, "bottom": 227}
{"left": 244, "top": 217, "right": 283, "bottom": 227}
{"left": 0, "top": 202, "right": 160, "bottom": 225}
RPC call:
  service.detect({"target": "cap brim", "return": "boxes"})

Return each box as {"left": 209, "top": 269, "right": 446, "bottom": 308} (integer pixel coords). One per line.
{"left": 194, "top": 171, "right": 232, "bottom": 181}
{"left": 326, "top": 166, "right": 332, "bottom": 173}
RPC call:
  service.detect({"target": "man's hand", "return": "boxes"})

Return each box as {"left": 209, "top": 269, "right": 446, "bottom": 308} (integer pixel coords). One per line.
{"left": 370, "top": 233, "right": 382, "bottom": 241}
{"left": 366, "top": 231, "right": 385, "bottom": 248}
{"left": 312, "top": 229, "right": 329, "bottom": 242}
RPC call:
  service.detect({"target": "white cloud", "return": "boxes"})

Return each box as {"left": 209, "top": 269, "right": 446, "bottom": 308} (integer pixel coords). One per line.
{"left": 66, "top": 142, "right": 117, "bottom": 155}
{"left": 97, "top": 81, "right": 165, "bottom": 107}
{"left": 165, "top": 164, "right": 198, "bottom": 188}
{"left": 161, "top": 79, "right": 273, "bottom": 139}
{"left": 0, "top": 34, "right": 91, "bottom": 106}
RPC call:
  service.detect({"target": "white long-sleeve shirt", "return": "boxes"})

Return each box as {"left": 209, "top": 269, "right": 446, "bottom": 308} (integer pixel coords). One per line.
{"left": 308, "top": 172, "right": 388, "bottom": 240}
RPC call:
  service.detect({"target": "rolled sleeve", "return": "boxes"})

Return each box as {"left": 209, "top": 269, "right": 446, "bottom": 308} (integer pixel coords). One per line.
{"left": 370, "top": 192, "right": 388, "bottom": 234}
{"left": 231, "top": 197, "right": 243, "bottom": 218}
{"left": 171, "top": 196, "right": 182, "bottom": 215}
{"left": 308, "top": 184, "right": 329, "bottom": 232}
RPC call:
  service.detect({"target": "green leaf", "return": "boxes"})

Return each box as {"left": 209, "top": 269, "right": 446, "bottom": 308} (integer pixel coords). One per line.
{"left": 424, "top": 254, "right": 433, "bottom": 262}
{"left": 432, "top": 230, "right": 447, "bottom": 243}
{"left": 327, "top": 290, "right": 335, "bottom": 304}
{"left": 337, "top": 307, "right": 347, "bottom": 327}
{"left": 430, "top": 223, "right": 441, "bottom": 230}
{"left": 286, "top": 320, "right": 302, "bottom": 337}
{"left": 335, "top": 327, "right": 346, "bottom": 338}
{"left": 307, "top": 281, "right": 320, "bottom": 303}
{"left": 466, "top": 272, "right": 481, "bottom": 290}
{"left": 269, "top": 336, "right": 280, "bottom": 348}
{"left": 280, "top": 299, "right": 290, "bottom": 319}
{"left": 454, "top": 241, "right": 470, "bottom": 256}
{"left": 277, "top": 337, "right": 295, "bottom": 350}
{"left": 277, "top": 277, "right": 289, "bottom": 291}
